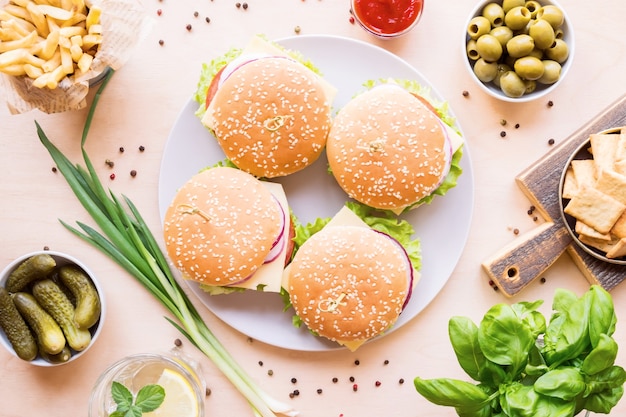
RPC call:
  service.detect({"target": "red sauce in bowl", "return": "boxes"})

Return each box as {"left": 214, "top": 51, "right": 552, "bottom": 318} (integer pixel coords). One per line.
{"left": 352, "top": 0, "right": 424, "bottom": 37}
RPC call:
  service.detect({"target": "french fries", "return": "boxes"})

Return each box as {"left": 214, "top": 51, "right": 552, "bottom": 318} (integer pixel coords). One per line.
{"left": 0, "top": 0, "right": 103, "bottom": 89}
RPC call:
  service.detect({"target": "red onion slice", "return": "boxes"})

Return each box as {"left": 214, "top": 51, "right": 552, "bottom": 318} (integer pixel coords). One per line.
{"left": 372, "top": 229, "right": 415, "bottom": 311}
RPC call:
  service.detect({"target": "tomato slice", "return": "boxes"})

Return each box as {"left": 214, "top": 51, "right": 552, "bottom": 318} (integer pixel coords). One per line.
{"left": 411, "top": 92, "right": 441, "bottom": 119}
{"left": 205, "top": 65, "right": 227, "bottom": 110}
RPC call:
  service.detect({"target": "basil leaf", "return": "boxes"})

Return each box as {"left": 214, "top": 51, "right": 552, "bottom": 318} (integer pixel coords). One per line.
{"left": 586, "top": 285, "right": 617, "bottom": 347}
{"left": 449, "top": 316, "right": 485, "bottom": 382}
{"left": 525, "top": 341, "right": 548, "bottom": 377}
{"left": 552, "top": 288, "right": 578, "bottom": 315}
{"left": 135, "top": 384, "right": 165, "bottom": 412}
{"left": 500, "top": 383, "right": 538, "bottom": 417}
{"left": 478, "top": 303, "right": 533, "bottom": 374}
{"left": 543, "top": 295, "right": 589, "bottom": 367}
{"left": 413, "top": 377, "right": 490, "bottom": 408}
{"left": 582, "top": 333, "right": 618, "bottom": 375}
{"left": 111, "top": 381, "right": 133, "bottom": 412}
{"left": 534, "top": 367, "right": 585, "bottom": 401}
{"left": 582, "top": 387, "right": 625, "bottom": 414}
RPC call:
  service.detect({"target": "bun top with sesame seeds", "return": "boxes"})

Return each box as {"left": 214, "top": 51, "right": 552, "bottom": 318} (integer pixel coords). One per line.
{"left": 287, "top": 225, "right": 412, "bottom": 351}
{"left": 326, "top": 82, "right": 453, "bottom": 213}
{"left": 201, "top": 55, "right": 334, "bottom": 178}
{"left": 162, "top": 166, "right": 283, "bottom": 287}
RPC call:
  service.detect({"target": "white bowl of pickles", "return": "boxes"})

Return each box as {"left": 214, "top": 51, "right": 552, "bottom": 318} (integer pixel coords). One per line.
{"left": 463, "top": 0, "right": 574, "bottom": 102}
{"left": 0, "top": 251, "right": 105, "bottom": 366}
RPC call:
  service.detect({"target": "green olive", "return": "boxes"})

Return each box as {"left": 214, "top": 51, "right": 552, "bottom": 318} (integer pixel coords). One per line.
{"left": 506, "top": 34, "right": 535, "bottom": 58}
{"left": 529, "top": 18, "right": 555, "bottom": 50}
{"left": 538, "top": 59, "right": 561, "bottom": 84}
{"left": 524, "top": 1, "right": 542, "bottom": 17}
{"left": 545, "top": 38, "right": 569, "bottom": 63}
{"left": 536, "top": 5, "right": 564, "bottom": 29}
{"left": 490, "top": 25, "right": 514, "bottom": 47}
{"left": 524, "top": 79, "right": 537, "bottom": 94}
{"left": 482, "top": 3, "right": 505, "bottom": 27}
{"left": 466, "top": 39, "right": 480, "bottom": 60}
{"left": 476, "top": 34, "right": 503, "bottom": 62}
{"left": 493, "top": 63, "right": 512, "bottom": 88}
{"left": 502, "top": 0, "right": 525, "bottom": 13}
{"left": 528, "top": 47, "right": 544, "bottom": 59}
{"left": 500, "top": 70, "right": 526, "bottom": 97}
{"left": 468, "top": 16, "right": 491, "bottom": 40}
{"left": 514, "top": 56, "right": 545, "bottom": 80}
{"left": 504, "top": 6, "right": 531, "bottom": 31}
{"left": 473, "top": 58, "right": 499, "bottom": 82}
{"left": 554, "top": 28, "right": 565, "bottom": 40}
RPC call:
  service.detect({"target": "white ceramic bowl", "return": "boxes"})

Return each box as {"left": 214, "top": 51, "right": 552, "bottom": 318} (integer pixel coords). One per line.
{"left": 0, "top": 250, "right": 105, "bottom": 366}
{"left": 463, "top": 0, "right": 575, "bottom": 102}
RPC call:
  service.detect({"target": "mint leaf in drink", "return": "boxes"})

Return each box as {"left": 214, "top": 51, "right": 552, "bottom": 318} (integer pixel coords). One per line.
{"left": 111, "top": 381, "right": 133, "bottom": 412}
{"left": 135, "top": 384, "right": 165, "bottom": 412}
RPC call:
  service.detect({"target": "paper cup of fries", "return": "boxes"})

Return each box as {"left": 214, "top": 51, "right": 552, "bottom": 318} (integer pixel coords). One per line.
{"left": 560, "top": 127, "right": 626, "bottom": 265}
{"left": 0, "top": 0, "right": 151, "bottom": 114}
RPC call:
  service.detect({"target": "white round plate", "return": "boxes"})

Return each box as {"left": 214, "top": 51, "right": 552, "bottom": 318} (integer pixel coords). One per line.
{"left": 158, "top": 35, "right": 474, "bottom": 351}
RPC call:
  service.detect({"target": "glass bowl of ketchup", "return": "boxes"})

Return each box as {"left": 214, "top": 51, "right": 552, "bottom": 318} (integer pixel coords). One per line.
{"left": 351, "top": 0, "right": 424, "bottom": 38}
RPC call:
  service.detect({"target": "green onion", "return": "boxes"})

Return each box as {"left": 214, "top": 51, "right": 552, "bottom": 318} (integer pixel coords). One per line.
{"left": 36, "top": 69, "right": 297, "bottom": 417}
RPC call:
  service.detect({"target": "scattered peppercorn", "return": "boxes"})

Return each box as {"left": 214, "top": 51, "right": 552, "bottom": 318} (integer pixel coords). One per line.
{"left": 332, "top": 377, "right": 338, "bottom": 383}
{"left": 349, "top": 376, "right": 355, "bottom": 382}
{"left": 186, "top": 24, "right": 192, "bottom": 31}
{"left": 105, "top": 159, "right": 114, "bottom": 168}
{"left": 294, "top": 26, "right": 301, "bottom": 34}
{"left": 258, "top": 360, "right": 263, "bottom": 366}
{"left": 462, "top": 90, "right": 469, "bottom": 97}
{"left": 488, "top": 279, "right": 495, "bottom": 287}
{"left": 205, "top": 17, "right": 211, "bottom": 23}
{"left": 193, "top": 11, "right": 199, "bottom": 17}
{"left": 354, "top": 359, "right": 360, "bottom": 366}
{"left": 174, "top": 338, "right": 182, "bottom": 346}
{"left": 500, "top": 119, "right": 507, "bottom": 126}
{"left": 349, "top": 16, "right": 355, "bottom": 24}
{"left": 158, "top": 39, "right": 164, "bottom": 46}
{"left": 540, "top": 277, "right": 547, "bottom": 284}
{"left": 548, "top": 138, "right": 555, "bottom": 145}
{"left": 375, "top": 381, "right": 382, "bottom": 387}
{"left": 110, "top": 173, "right": 116, "bottom": 180}
{"left": 500, "top": 131, "right": 506, "bottom": 138}
{"left": 156, "top": 8, "right": 162, "bottom": 16}
{"left": 547, "top": 100, "right": 554, "bottom": 107}
{"left": 289, "top": 392, "right": 295, "bottom": 399}
{"left": 317, "top": 388, "right": 323, "bottom": 394}
{"left": 513, "top": 228, "right": 519, "bottom": 235}
{"left": 383, "top": 359, "right": 389, "bottom": 365}
{"left": 293, "top": 389, "right": 300, "bottom": 396}
{"left": 242, "top": 2, "right": 248, "bottom": 9}
{"left": 399, "top": 378, "right": 405, "bottom": 384}
{"left": 139, "top": 145, "right": 145, "bottom": 152}
{"left": 515, "top": 123, "right": 520, "bottom": 129}
{"left": 43, "top": 246, "right": 50, "bottom": 250}
{"left": 206, "top": 388, "right": 211, "bottom": 396}
{"left": 267, "top": 369, "right": 274, "bottom": 376}
{"left": 291, "top": 377, "right": 297, "bottom": 384}
{"left": 235, "top": 2, "right": 241, "bottom": 7}
{"left": 51, "top": 166, "right": 57, "bottom": 173}
{"left": 130, "top": 170, "right": 137, "bottom": 177}
{"left": 119, "top": 146, "right": 125, "bottom": 153}
{"left": 352, "top": 384, "right": 358, "bottom": 392}
{"left": 247, "top": 337, "right": 253, "bottom": 343}
{"left": 533, "top": 216, "right": 538, "bottom": 222}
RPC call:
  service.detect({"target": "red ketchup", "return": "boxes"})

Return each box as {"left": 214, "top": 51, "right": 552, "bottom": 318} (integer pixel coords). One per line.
{"left": 352, "top": 0, "right": 424, "bottom": 38}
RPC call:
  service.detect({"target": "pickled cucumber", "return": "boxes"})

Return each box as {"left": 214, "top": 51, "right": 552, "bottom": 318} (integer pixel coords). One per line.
{"left": 32, "top": 279, "right": 91, "bottom": 352}
{"left": 0, "top": 287, "right": 37, "bottom": 361}
{"left": 5, "top": 254, "right": 56, "bottom": 293}
{"left": 12, "top": 292, "right": 66, "bottom": 355}
{"left": 39, "top": 343, "right": 71, "bottom": 364}
{"left": 58, "top": 265, "right": 101, "bottom": 329}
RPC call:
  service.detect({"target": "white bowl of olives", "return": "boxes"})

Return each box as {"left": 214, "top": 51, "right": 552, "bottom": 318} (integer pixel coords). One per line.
{"left": 463, "top": 0, "right": 574, "bottom": 102}
{"left": 0, "top": 251, "right": 105, "bottom": 366}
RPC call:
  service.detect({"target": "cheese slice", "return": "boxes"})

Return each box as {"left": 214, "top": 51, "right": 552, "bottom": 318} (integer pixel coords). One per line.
{"left": 202, "top": 35, "right": 337, "bottom": 130}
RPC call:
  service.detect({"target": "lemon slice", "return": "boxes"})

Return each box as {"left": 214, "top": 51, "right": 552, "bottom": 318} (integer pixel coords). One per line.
{"left": 144, "top": 368, "right": 199, "bottom": 417}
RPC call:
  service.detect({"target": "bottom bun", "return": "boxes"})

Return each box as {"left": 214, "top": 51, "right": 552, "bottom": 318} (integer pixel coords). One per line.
{"left": 288, "top": 225, "right": 410, "bottom": 348}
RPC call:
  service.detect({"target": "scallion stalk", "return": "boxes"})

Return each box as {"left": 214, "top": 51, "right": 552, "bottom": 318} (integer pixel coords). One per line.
{"left": 36, "top": 69, "right": 297, "bottom": 417}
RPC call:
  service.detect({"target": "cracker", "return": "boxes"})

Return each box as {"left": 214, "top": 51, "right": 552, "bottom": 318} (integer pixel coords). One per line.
{"left": 614, "top": 159, "right": 626, "bottom": 176}
{"left": 590, "top": 133, "right": 620, "bottom": 175}
{"left": 575, "top": 220, "right": 611, "bottom": 241}
{"left": 564, "top": 185, "right": 626, "bottom": 234}
{"left": 570, "top": 159, "right": 596, "bottom": 190}
{"left": 595, "top": 169, "right": 626, "bottom": 205}
{"left": 611, "top": 211, "right": 626, "bottom": 239}
{"left": 606, "top": 238, "right": 626, "bottom": 259}
{"left": 579, "top": 233, "right": 620, "bottom": 253}
{"left": 562, "top": 167, "right": 578, "bottom": 199}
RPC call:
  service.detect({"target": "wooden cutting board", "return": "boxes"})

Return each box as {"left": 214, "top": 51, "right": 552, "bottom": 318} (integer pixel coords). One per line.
{"left": 482, "top": 94, "right": 626, "bottom": 297}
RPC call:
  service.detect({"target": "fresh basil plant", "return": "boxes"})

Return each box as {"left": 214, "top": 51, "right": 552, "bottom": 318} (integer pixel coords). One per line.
{"left": 414, "top": 286, "right": 626, "bottom": 416}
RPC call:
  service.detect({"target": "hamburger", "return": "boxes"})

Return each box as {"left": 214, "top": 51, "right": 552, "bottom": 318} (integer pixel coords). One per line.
{"left": 286, "top": 204, "right": 420, "bottom": 351}
{"left": 163, "top": 166, "right": 291, "bottom": 293}
{"left": 195, "top": 36, "right": 337, "bottom": 178}
{"left": 326, "top": 80, "right": 464, "bottom": 214}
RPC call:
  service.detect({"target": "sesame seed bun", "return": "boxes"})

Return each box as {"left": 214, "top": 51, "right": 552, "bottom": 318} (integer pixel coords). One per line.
{"left": 287, "top": 226, "right": 411, "bottom": 346}
{"left": 204, "top": 56, "right": 333, "bottom": 178}
{"left": 163, "top": 167, "right": 282, "bottom": 286}
{"left": 326, "top": 83, "right": 452, "bottom": 212}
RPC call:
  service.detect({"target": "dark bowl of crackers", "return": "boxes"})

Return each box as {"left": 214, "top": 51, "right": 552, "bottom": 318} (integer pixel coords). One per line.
{"left": 559, "top": 126, "right": 626, "bottom": 265}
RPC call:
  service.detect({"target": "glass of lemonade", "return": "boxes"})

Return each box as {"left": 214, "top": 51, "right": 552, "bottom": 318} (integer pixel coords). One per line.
{"left": 89, "top": 351, "right": 205, "bottom": 417}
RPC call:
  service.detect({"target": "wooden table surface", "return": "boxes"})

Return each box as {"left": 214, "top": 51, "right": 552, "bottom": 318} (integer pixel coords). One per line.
{"left": 3, "top": 0, "right": 626, "bottom": 416}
